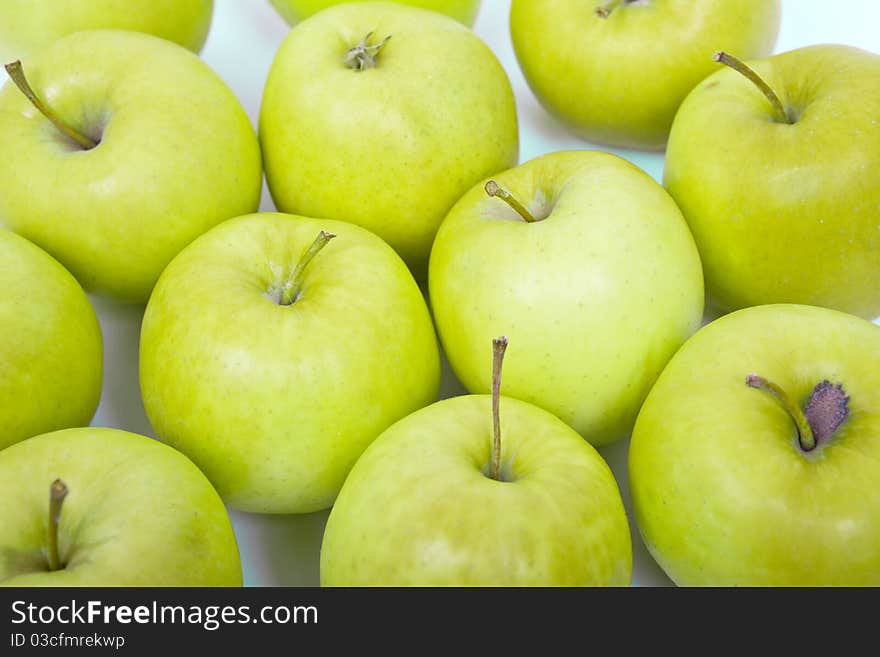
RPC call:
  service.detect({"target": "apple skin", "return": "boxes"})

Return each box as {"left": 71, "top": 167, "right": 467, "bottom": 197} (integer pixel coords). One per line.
{"left": 140, "top": 213, "right": 441, "bottom": 514}
{"left": 260, "top": 1, "right": 517, "bottom": 279}
{"left": 0, "top": 230, "right": 102, "bottom": 452}
{"left": 429, "top": 151, "right": 704, "bottom": 446}
{"left": 0, "top": 427, "right": 241, "bottom": 586}
{"left": 629, "top": 304, "right": 880, "bottom": 586}
{"left": 0, "top": 30, "right": 262, "bottom": 303}
{"left": 0, "top": 0, "right": 214, "bottom": 62}
{"left": 321, "top": 395, "right": 632, "bottom": 586}
{"left": 510, "top": 0, "right": 780, "bottom": 150}
{"left": 269, "top": 0, "right": 480, "bottom": 26}
{"left": 664, "top": 45, "right": 880, "bottom": 319}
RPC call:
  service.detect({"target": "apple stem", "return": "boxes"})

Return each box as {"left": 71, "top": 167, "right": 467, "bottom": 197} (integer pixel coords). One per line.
{"left": 47, "top": 479, "right": 68, "bottom": 572}
{"left": 344, "top": 32, "right": 392, "bottom": 71}
{"left": 485, "top": 180, "right": 538, "bottom": 223}
{"left": 746, "top": 375, "right": 816, "bottom": 451}
{"left": 490, "top": 336, "right": 509, "bottom": 482}
{"left": 595, "top": 0, "right": 625, "bottom": 18}
{"left": 280, "top": 230, "right": 336, "bottom": 306}
{"left": 4, "top": 61, "right": 98, "bottom": 150}
{"left": 712, "top": 51, "right": 792, "bottom": 124}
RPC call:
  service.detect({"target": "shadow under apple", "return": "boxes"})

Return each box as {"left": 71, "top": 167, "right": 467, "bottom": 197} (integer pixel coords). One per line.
{"left": 88, "top": 295, "right": 153, "bottom": 438}
{"left": 229, "top": 508, "right": 329, "bottom": 587}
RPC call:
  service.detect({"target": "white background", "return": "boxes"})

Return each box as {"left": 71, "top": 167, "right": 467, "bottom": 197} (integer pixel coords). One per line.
{"left": 9, "top": 1, "right": 879, "bottom": 586}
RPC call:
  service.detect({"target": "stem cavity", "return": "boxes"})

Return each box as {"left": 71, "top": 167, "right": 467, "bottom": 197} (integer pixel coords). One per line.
{"left": 344, "top": 32, "right": 391, "bottom": 71}
{"left": 5, "top": 61, "right": 98, "bottom": 149}
{"left": 47, "top": 479, "right": 68, "bottom": 572}
{"left": 485, "top": 180, "right": 539, "bottom": 223}
{"left": 280, "top": 231, "right": 336, "bottom": 306}
{"left": 746, "top": 375, "right": 851, "bottom": 452}
{"left": 490, "top": 336, "right": 509, "bottom": 482}
{"left": 712, "top": 51, "right": 793, "bottom": 124}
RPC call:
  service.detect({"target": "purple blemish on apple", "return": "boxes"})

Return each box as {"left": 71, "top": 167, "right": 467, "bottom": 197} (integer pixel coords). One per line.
{"left": 803, "top": 380, "right": 850, "bottom": 445}
{"left": 746, "top": 374, "right": 850, "bottom": 452}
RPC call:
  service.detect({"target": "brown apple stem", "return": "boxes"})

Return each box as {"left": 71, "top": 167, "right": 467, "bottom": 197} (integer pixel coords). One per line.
{"left": 280, "top": 230, "right": 336, "bottom": 306}
{"left": 595, "top": 0, "right": 625, "bottom": 18}
{"left": 746, "top": 375, "right": 816, "bottom": 451}
{"left": 47, "top": 479, "right": 68, "bottom": 572}
{"left": 344, "top": 32, "right": 391, "bottom": 71}
{"left": 490, "top": 336, "right": 509, "bottom": 481}
{"left": 4, "top": 61, "right": 97, "bottom": 149}
{"left": 485, "top": 180, "right": 538, "bottom": 223}
{"left": 712, "top": 51, "right": 792, "bottom": 124}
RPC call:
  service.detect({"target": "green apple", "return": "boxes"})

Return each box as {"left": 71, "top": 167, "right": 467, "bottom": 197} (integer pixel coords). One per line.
{"left": 260, "top": 1, "right": 517, "bottom": 279}
{"left": 0, "top": 427, "right": 241, "bottom": 586}
{"left": 665, "top": 45, "right": 880, "bottom": 319}
{"left": 0, "top": 29, "right": 262, "bottom": 302}
{"left": 429, "top": 150, "right": 704, "bottom": 446}
{"left": 0, "top": 0, "right": 214, "bottom": 62}
{"left": 140, "top": 213, "right": 440, "bottom": 514}
{"left": 510, "top": 0, "right": 780, "bottom": 150}
{"left": 269, "top": 0, "right": 481, "bottom": 26}
{"left": 0, "top": 230, "right": 102, "bottom": 451}
{"left": 322, "top": 337, "right": 632, "bottom": 585}
{"left": 630, "top": 304, "right": 880, "bottom": 586}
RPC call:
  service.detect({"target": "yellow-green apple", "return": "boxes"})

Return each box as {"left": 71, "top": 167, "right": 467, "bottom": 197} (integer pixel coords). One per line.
{"left": 665, "top": 45, "right": 880, "bottom": 319}
{"left": 0, "top": 427, "right": 241, "bottom": 586}
{"left": 0, "top": 30, "right": 262, "bottom": 302}
{"left": 0, "top": 230, "right": 102, "bottom": 451}
{"left": 321, "top": 337, "right": 631, "bottom": 585}
{"left": 269, "top": 0, "right": 480, "bottom": 26}
{"left": 429, "top": 150, "right": 704, "bottom": 446}
{"left": 510, "top": 0, "right": 780, "bottom": 150}
{"left": 260, "top": 1, "right": 517, "bottom": 279}
{"left": 630, "top": 304, "right": 880, "bottom": 586}
{"left": 140, "top": 213, "right": 440, "bottom": 514}
{"left": 0, "top": 0, "right": 214, "bottom": 62}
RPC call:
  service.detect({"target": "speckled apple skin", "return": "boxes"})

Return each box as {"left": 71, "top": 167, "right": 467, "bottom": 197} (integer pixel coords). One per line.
{"left": 510, "top": 0, "right": 780, "bottom": 150}
{"left": 0, "top": 428, "right": 241, "bottom": 586}
{"left": 321, "top": 395, "right": 632, "bottom": 586}
{"left": 140, "top": 213, "right": 441, "bottom": 514}
{"left": 0, "top": 30, "right": 262, "bottom": 302}
{"left": 260, "top": 2, "right": 518, "bottom": 279}
{"left": 0, "top": 0, "right": 214, "bottom": 62}
{"left": 429, "top": 151, "right": 704, "bottom": 446}
{"left": 0, "top": 230, "right": 102, "bottom": 451}
{"left": 270, "top": 0, "right": 480, "bottom": 26}
{"left": 665, "top": 45, "right": 880, "bottom": 319}
{"left": 630, "top": 304, "right": 880, "bottom": 586}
